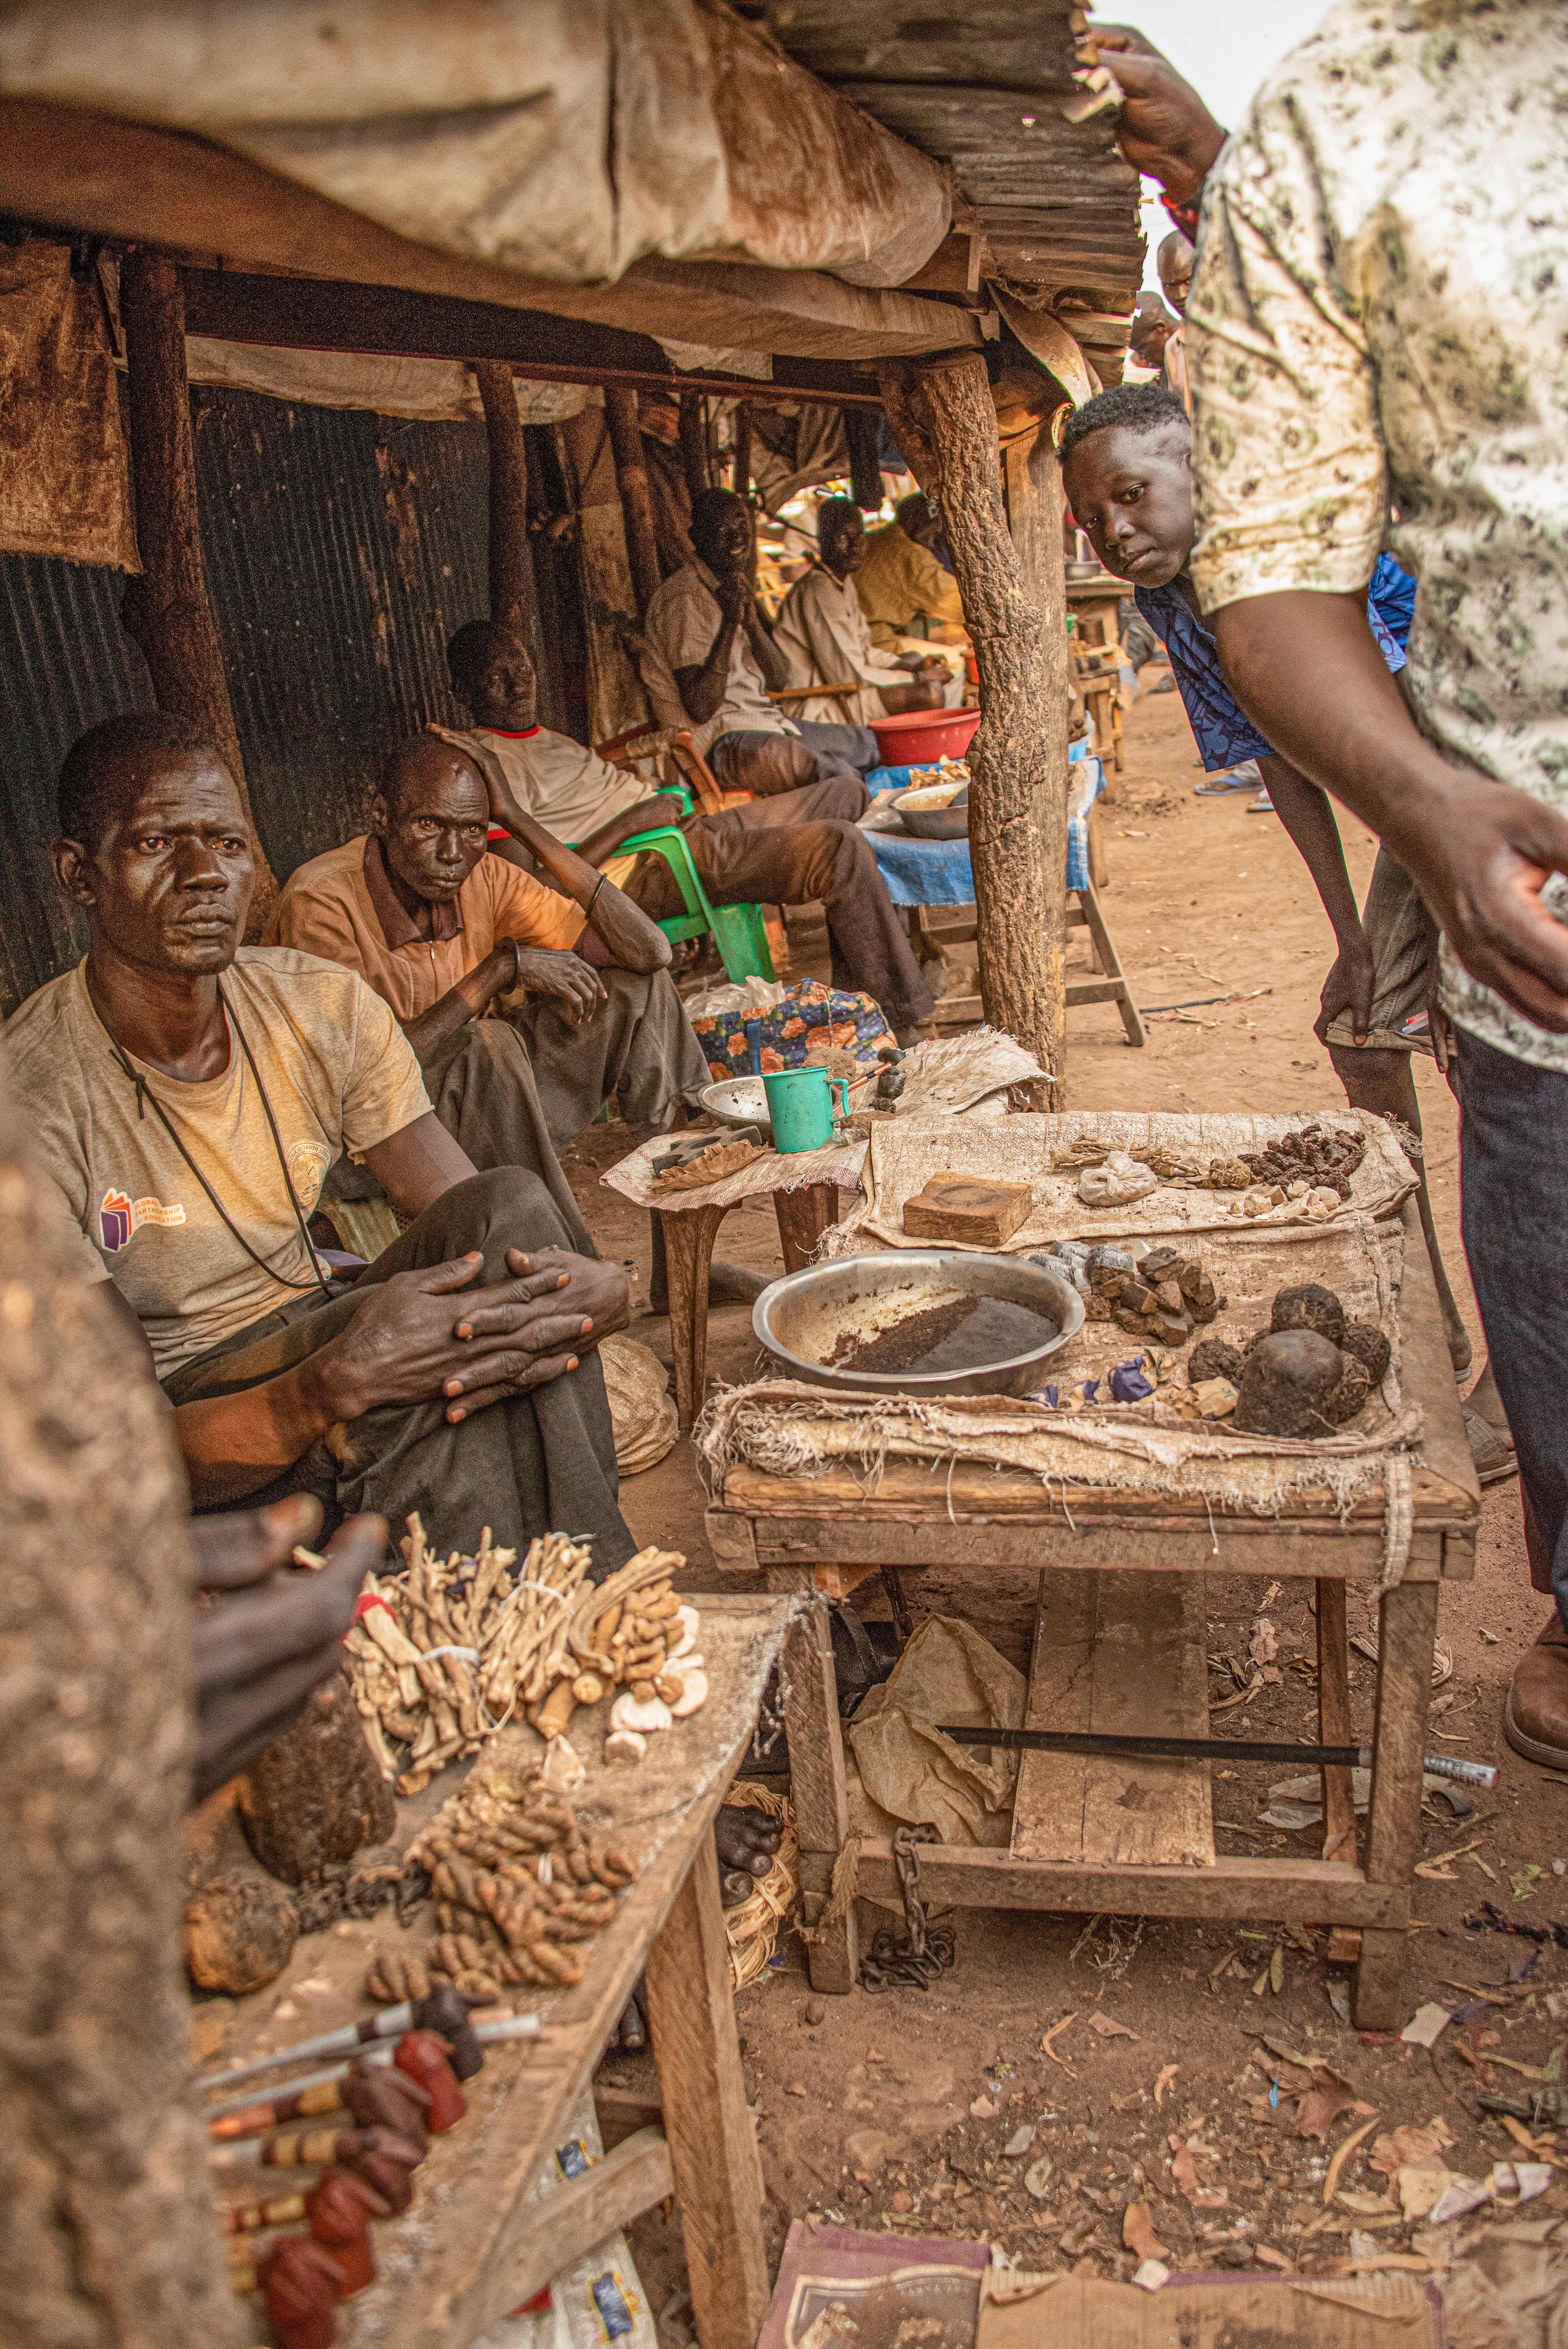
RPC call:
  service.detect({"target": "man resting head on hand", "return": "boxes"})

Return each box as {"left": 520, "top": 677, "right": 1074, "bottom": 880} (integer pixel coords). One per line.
{"left": 7, "top": 710, "right": 635, "bottom": 1570}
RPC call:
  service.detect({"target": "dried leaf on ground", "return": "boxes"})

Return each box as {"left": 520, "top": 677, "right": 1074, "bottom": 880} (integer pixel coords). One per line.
{"left": 1169, "top": 2135, "right": 1229, "bottom": 2209}
{"left": 1370, "top": 2122, "right": 1456, "bottom": 2179}
{"left": 1123, "top": 2201, "right": 1167, "bottom": 2261}
{"left": 1397, "top": 2165, "right": 1456, "bottom": 2220}
{"left": 1296, "top": 2068, "right": 1359, "bottom": 2140}
{"left": 970, "top": 2095, "right": 999, "bottom": 2118}
{"left": 1250, "top": 1618, "right": 1279, "bottom": 1666}
{"left": 1088, "top": 2011, "right": 1139, "bottom": 2040}
{"left": 1041, "top": 2013, "right": 1077, "bottom": 2073}
{"left": 1154, "top": 2063, "right": 1179, "bottom": 2106}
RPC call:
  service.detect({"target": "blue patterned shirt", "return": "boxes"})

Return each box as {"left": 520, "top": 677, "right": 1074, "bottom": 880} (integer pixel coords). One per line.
{"left": 1135, "top": 554, "right": 1413, "bottom": 773}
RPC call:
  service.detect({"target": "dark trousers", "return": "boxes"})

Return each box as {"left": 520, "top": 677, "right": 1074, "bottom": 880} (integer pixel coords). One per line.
{"left": 629, "top": 775, "right": 934, "bottom": 1032}
{"left": 1456, "top": 1026, "right": 1568, "bottom": 1616}
{"left": 501, "top": 966, "right": 709, "bottom": 1147}
{"left": 163, "top": 1168, "right": 634, "bottom": 1577}
{"left": 711, "top": 718, "right": 882, "bottom": 793}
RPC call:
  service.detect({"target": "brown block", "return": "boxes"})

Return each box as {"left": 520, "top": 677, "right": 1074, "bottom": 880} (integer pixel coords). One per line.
{"left": 902, "top": 1172, "right": 1033, "bottom": 1246}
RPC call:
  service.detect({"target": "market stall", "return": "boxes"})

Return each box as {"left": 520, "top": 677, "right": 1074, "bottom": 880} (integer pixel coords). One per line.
{"left": 194, "top": 1587, "right": 792, "bottom": 2349}
{"left": 698, "top": 1113, "right": 1481, "bottom": 2030}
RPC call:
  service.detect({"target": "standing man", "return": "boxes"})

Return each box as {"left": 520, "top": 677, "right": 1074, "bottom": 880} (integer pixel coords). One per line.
{"left": 1182, "top": 0, "right": 1568, "bottom": 1763}
{"left": 774, "top": 499, "right": 950, "bottom": 726}
{"left": 643, "top": 486, "right": 880, "bottom": 796}
{"left": 1155, "top": 231, "right": 1195, "bottom": 415}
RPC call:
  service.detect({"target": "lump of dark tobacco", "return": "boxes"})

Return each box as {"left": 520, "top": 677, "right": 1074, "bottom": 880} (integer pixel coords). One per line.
{"left": 1270, "top": 1282, "right": 1346, "bottom": 1347}
{"left": 1083, "top": 1243, "right": 1222, "bottom": 1346}
{"left": 1189, "top": 1336, "right": 1245, "bottom": 1386}
{"left": 1234, "top": 1123, "right": 1367, "bottom": 1201}
{"left": 1233, "top": 1331, "right": 1348, "bottom": 1438}
{"left": 1340, "top": 1318, "right": 1392, "bottom": 1386}
{"left": 1327, "top": 1352, "right": 1372, "bottom": 1423}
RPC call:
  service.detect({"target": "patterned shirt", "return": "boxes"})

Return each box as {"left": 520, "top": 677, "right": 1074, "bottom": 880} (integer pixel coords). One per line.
{"left": 1186, "top": 0, "right": 1568, "bottom": 1070}
{"left": 1137, "top": 556, "right": 1413, "bottom": 774}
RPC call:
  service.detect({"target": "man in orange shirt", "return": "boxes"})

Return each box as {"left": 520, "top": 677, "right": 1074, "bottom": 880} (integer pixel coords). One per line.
{"left": 266, "top": 733, "right": 709, "bottom": 1240}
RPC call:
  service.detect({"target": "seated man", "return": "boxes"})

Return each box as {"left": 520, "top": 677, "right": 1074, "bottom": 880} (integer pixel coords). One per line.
{"left": 1060, "top": 383, "right": 1512, "bottom": 1480}
{"left": 9, "top": 709, "right": 635, "bottom": 1567}
{"left": 775, "top": 497, "right": 953, "bottom": 726}
{"left": 265, "top": 734, "right": 710, "bottom": 1189}
{"left": 854, "top": 492, "right": 966, "bottom": 650}
{"left": 446, "top": 620, "right": 934, "bottom": 1046}
{"left": 642, "top": 485, "right": 882, "bottom": 798}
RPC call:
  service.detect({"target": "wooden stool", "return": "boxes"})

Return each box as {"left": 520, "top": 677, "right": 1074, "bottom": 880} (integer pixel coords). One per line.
{"left": 910, "top": 880, "right": 1146, "bottom": 1046}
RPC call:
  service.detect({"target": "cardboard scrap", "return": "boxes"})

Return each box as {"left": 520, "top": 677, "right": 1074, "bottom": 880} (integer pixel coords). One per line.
{"left": 1401, "top": 2004, "right": 1452, "bottom": 2048}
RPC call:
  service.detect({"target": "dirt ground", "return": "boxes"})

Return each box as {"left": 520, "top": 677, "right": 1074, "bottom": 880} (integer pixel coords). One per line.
{"left": 571, "top": 681, "right": 1568, "bottom": 2336}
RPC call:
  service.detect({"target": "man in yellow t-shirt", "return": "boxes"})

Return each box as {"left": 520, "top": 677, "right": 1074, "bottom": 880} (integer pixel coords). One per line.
{"left": 6, "top": 709, "right": 635, "bottom": 1567}
{"left": 854, "top": 493, "right": 967, "bottom": 650}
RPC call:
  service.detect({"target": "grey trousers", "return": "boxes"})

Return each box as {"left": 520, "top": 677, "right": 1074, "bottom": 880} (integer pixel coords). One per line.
{"left": 164, "top": 1168, "right": 635, "bottom": 1577}
{"left": 499, "top": 965, "right": 709, "bottom": 1148}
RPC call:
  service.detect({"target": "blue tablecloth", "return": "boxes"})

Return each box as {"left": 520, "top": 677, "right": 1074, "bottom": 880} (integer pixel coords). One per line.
{"left": 862, "top": 747, "right": 1103, "bottom": 907}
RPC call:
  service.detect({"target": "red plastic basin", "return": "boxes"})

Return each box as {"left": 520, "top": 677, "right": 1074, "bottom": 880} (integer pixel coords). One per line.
{"left": 867, "top": 704, "right": 981, "bottom": 766}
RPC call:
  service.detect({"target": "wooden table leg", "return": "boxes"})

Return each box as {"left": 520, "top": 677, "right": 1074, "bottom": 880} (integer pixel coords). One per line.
{"left": 1353, "top": 1578, "right": 1438, "bottom": 2030}
{"left": 659, "top": 1201, "right": 732, "bottom": 1431}
{"left": 1316, "top": 1579, "right": 1357, "bottom": 1865}
{"left": 774, "top": 1181, "right": 837, "bottom": 1275}
{"left": 782, "top": 1601, "right": 858, "bottom": 1994}
{"left": 645, "top": 1839, "right": 771, "bottom": 2349}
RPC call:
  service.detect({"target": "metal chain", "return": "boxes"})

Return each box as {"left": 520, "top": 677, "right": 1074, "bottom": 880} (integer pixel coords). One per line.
{"left": 859, "top": 1823, "right": 957, "bottom": 1993}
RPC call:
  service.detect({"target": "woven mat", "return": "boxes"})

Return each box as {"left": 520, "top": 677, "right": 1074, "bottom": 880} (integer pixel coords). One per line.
{"left": 697, "top": 1217, "right": 1423, "bottom": 1566}
{"left": 833, "top": 1108, "right": 1417, "bottom": 1254}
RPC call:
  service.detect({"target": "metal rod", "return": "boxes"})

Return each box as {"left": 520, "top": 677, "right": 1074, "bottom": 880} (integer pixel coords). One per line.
{"left": 939, "top": 1726, "right": 1497, "bottom": 1788}
{"left": 198, "top": 2014, "right": 541, "bottom": 2116}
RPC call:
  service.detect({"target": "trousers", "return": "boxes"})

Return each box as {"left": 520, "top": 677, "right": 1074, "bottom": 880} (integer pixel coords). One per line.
{"left": 711, "top": 718, "right": 882, "bottom": 794}
{"left": 499, "top": 965, "right": 709, "bottom": 1147}
{"left": 164, "top": 1167, "right": 634, "bottom": 1577}
{"left": 628, "top": 776, "right": 934, "bottom": 1032}
{"left": 1456, "top": 1026, "right": 1568, "bottom": 1615}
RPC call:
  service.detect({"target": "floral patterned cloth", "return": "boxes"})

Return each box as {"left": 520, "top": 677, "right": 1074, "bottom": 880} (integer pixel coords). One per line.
{"left": 1187, "top": 0, "right": 1568, "bottom": 1070}
{"left": 692, "top": 979, "right": 891, "bottom": 1083}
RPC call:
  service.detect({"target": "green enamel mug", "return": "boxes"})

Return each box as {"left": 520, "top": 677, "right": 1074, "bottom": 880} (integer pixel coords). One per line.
{"left": 762, "top": 1064, "right": 850, "bottom": 1153}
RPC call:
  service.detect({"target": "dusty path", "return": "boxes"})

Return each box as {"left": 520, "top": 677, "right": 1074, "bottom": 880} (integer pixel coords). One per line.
{"left": 569, "top": 686, "right": 1566, "bottom": 2332}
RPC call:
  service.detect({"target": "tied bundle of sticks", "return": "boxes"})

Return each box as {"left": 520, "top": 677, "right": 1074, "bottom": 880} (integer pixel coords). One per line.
{"left": 346, "top": 1518, "right": 592, "bottom": 1795}
{"left": 369, "top": 1760, "right": 636, "bottom": 2001}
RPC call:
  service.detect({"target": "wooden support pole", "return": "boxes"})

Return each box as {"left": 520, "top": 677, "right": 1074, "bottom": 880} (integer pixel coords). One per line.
{"left": 604, "top": 387, "right": 662, "bottom": 617}
{"left": 1315, "top": 1579, "right": 1358, "bottom": 1865}
{"left": 1003, "top": 423, "right": 1072, "bottom": 1091}
{"left": 1352, "top": 1577, "right": 1437, "bottom": 2030}
{"left": 781, "top": 1604, "right": 859, "bottom": 1994}
{"left": 732, "top": 402, "right": 752, "bottom": 501}
{"left": 645, "top": 1841, "right": 772, "bottom": 2349}
{"left": 879, "top": 355, "right": 1058, "bottom": 1086}
{"left": 678, "top": 392, "right": 710, "bottom": 507}
{"left": 119, "top": 250, "right": 276, "bottom": 925}
{"left": 472, "top": 358, "right": 533, "bottom": 638}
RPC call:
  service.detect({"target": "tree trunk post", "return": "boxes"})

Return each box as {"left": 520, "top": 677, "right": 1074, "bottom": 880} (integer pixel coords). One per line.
{"left": 678, "top": 392, "right": 710, "bottom": 508}
{"left": 731, "top": 403, "right": 752, "bottom": 501}
{"left": 879, "top": 355, "right": 1061, "bottom": 1093}
{"left": 1003, "top": 420, "right": 1072, "bottom": 1091}
{"left": 604, "top": 388, "right": 662, "bottom": 618}
{"left": 119, "top": 250, "right": 276, "bottom": 928}
{"left": 0, "top": 1085, "right": 243, "bottom": 2348}
{"left": 472, "top": 359, "right": 533, "bottom": 639}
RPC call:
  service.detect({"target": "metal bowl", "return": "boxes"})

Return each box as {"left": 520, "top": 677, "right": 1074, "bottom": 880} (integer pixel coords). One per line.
{"left": 891, "top": 783, "right": 969, "bottom": 842}
{"left": 701, "top": 1076, "right": 772, "bottom": 1136}
{"left": 752, "top": 1249, "right": 1084, "bottom": 1399}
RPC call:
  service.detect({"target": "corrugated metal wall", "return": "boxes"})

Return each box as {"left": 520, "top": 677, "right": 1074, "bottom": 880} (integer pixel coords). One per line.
{"left": 0, "top": 386, "right": 570, "bottom": 1018}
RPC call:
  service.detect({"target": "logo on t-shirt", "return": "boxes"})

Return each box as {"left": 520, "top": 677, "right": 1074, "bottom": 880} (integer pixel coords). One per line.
{"left": 100, "top": 1189, "right": 187, "bottom": 1253}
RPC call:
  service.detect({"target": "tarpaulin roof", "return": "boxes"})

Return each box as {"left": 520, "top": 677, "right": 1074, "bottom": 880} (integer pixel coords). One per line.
{"left": 0, "top": 0, "right": 952, "bottom": 295}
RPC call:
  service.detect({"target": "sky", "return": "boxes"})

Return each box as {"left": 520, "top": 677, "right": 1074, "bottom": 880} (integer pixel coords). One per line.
{"left": 1096, "top": 1, "right": 1327, "bottom": 295}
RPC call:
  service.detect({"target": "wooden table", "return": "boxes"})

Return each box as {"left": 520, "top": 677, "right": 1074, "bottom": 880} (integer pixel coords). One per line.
{"left": 703, "top": 1203, "right": 1479, "bottom": 2032}
{"left": 205, "top": 1595, "right": 790, "bottom": 2349}
{"left": 659, "top": 1178, "right": 841, "bottom": 1429}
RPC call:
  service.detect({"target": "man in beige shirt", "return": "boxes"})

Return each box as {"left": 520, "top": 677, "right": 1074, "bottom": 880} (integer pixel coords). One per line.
{"left": 266, "top": 734, "right": 710, "bottom": 1203}
{"left": 775, "top": 499, "right": 953, "bottom": 726}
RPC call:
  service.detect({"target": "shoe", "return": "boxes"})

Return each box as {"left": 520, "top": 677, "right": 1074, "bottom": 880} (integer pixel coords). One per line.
{"left": 1462, "top": 1401, "right": 1518, "bottom": 1486}
{"left": 1247, "top": 790, "right": 1274, "bottom": 813}
{"left": 1195, "top": 760, "right": 1263, "bottom": 796}
{"left": 1149, "top": 674, "right": 1177, "bottom": 694}
{"left": 1505, "top": 1613, "right": 1568, "bottom": 1767}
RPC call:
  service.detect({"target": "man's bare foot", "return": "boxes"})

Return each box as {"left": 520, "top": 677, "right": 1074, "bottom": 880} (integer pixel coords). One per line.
{"left": 606, "top": 1978, "right": 648, "bottom": 2055}
{"left": 716, "top": 1802, "right": 783, "bottom": 1907}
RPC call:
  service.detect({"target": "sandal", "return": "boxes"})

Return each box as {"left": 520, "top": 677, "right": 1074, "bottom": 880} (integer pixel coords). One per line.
{"left": 1194, "top": 760, "right": 1263, "bottom": 796}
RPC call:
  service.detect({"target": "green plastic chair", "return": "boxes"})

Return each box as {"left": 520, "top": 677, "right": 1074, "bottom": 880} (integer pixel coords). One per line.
{"left": 575, "top": 781, "right": 775, "bottom": 984}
